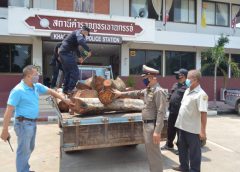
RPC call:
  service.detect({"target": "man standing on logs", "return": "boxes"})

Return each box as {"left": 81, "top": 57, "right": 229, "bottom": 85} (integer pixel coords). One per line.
{"left": 59, "top": 25, "right": 92, "bottom": 94}
{"left": 114, "top": 65, "right": 167, "bottom": 172}
{"left": 0, "top": 65, "right": 73, "bottom": 172}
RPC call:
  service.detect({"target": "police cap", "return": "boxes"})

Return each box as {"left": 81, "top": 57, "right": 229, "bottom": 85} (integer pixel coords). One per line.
{"left": 141, "top": 65, "right": 159, "bottom": 77}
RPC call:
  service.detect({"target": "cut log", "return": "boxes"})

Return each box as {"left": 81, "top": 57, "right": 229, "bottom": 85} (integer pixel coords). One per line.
{"left": 73, "top": 90, "right": 98, "bottom": 98}
{"left": 75, "top": 81, "right": 92, "bottom": 90}
{"left": 98, "top": 88, "right": 115, "bottom": 105}
{"left": 84, "top": 76, "right": 105, "bottom": 92}
{"left": 103, "top": 79, "right": 112, "bottom": 88}
{"left": 112, "top": 77, "right": 126, "bottom": 91}
{"left": 56, "top": 98, "right": 69, "bottom": 113}
{"left": 72, "top": 98, "right": 144, "bottom": 115}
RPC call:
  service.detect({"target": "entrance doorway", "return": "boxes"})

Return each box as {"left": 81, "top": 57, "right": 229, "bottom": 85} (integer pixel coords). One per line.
{"left": 42, "top": 41, "right": 121, "bottom": 85}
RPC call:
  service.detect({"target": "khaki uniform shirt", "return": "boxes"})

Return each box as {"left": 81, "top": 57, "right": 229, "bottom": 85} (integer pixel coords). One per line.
{"left": 175, "top": 85, "right": 208, "bottom": 134}
{"left": 123, "top": 83, "right": 167, "bottom": 134}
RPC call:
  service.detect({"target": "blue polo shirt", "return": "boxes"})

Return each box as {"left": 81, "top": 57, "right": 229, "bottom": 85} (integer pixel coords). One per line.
{"left": 7, "top": 80, "right": 48, "bottom": 119}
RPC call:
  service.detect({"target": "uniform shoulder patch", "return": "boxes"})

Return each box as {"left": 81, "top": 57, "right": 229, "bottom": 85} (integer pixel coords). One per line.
{"left": 203, "top": 95, "right": 208, "bottom": 101}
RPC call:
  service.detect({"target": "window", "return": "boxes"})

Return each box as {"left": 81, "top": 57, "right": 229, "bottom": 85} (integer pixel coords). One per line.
{"left": 165, "top": 51, "right": 195, "bottom": 75}
{"left": 167, "top": 0, "right": 196, "bottom": 23}
{"left": 129, "top": 49, "right": 162, "bottom": 75}
{"left": 232, "top": 4, "right": 240, "bottom": 28}
{"left": 0, "top": 44, "right": 32, "bottom": 73}
{"left": 130, "top": 0, "right": 163, "bottom": 20}
{"left": 0, "top": 0, "right": 8, "bottom": 7}
{"left": 74, "top": 0, "right": 94, "bottom": 13}
{"left": 203, "top": 1, "right": 229, "bottom": 27}
{"left": 232, "top": 54, "right": 240, "bottom": 67}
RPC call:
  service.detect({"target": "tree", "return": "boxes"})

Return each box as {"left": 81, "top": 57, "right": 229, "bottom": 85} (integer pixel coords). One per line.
{"left": 202, "top": 34, "right": 240, "bottom": 108}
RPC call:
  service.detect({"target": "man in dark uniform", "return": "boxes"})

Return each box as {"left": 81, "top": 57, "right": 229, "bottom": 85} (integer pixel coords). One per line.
{"left": 50, "top": 42, "right": 63, "bottom": 88}
{"left": 161, "top": 68, "right": 188, "bottom": 154}
{"left": 59, "top": 25, "right": 92, "bottom": 94}
{"left": 114, "top": 65, "right": 167, "bottom": 172}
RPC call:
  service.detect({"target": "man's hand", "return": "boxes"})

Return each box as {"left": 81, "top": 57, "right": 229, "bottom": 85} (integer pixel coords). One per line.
{"left": 63, "top": 98, "right": 75, "bottom": 107}
{"left": 79, "top": 57, "right": 84, "bottom": 64}
{"left": 199, "top": 131, "right": 206, "bottom": 140}
{"left": 1, "top": 129, "right": 10, "bottom": 142}
{"left": 87, "top": 51, "right": 92, "bottom": 58}
{"left": 112, "top": 89, "right": 122, "bottom": 98}
{"left": 153, "top": 132, "right": 161, "bottom": 144}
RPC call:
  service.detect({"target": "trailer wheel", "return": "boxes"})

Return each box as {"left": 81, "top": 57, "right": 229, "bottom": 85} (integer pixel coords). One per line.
{"left": 237, "top": 102, "right": 240, "bottom": 115}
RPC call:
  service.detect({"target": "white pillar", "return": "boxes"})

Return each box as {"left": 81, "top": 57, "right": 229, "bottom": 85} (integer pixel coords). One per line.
{"left": 228, "top": 54, "right": 231, "bottom": 78}
{"left": 121, "top": 43, "right": 129, "bottom": 76}
{"left": 162, "top": 50, "right": 166, "bottom": 77}
{"left": 196, "top": 49, "right": 201, "bottom": 70}
{"left": 32, "top": 37, "right": 43, "bottom": 74}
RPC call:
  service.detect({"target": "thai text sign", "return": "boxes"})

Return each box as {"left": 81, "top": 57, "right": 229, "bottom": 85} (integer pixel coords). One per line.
{"left": 25, "top": 15, "right": 143, "bottom": 36}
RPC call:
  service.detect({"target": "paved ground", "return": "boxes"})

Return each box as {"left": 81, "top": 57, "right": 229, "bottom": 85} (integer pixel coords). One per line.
{"left": 1, "top": 115, "right": 240, "bottom": 172}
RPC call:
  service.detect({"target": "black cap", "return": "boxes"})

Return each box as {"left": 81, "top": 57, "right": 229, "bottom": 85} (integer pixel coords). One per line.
{"left": 174, "top": 68, "right": 188, "bottom": 77}
{"left": 82, "top": 25, "right": 90, "bottom": 36}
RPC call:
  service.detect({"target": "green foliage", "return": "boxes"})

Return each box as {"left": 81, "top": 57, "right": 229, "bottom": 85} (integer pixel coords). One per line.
{"left": 126, "top": 75, "right": 136, "bottom": 88}
{"left": 202, "top": 34, "right": 240, "bottom": 77}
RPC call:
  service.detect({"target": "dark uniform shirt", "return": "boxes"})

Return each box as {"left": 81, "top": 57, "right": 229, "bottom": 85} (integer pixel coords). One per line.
{"left": 122, "top": 83, "right": 167, "bottom": 134}
{"left": 60, "top": 30, "right": 90, "bottom": 52}
{"left": 168, "top": 82, "right": 188, "bottom": 114}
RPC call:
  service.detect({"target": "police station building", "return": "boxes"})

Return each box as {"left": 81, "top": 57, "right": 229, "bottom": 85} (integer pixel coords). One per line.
{"left": 0, "top": 0, "right": 240, "bottom": 107}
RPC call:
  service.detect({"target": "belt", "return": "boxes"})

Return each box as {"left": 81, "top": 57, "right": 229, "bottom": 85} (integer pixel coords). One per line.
{"left": 16, "top": 116, "right": 37, "bottom": 122}
{"left": 143, "top": 119, "right": 156, "bottom": 124}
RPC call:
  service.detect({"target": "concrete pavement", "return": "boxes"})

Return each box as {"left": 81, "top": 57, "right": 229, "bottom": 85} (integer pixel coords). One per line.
{"left": 1, "top": 115, "right": 240, "bottom": 172}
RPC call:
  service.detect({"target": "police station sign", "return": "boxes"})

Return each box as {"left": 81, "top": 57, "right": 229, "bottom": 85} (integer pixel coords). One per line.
{"left": 50, "top": 32, "right": 122, "bottom": 44}
{"left": 25, "top": 15, "right": 143, "bottom": 36}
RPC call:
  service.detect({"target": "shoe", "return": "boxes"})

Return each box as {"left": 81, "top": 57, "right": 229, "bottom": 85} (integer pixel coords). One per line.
{"left": 172, "top": 166, "right": 183, "bottom": 171}
{"left": 161, "top": 144, "right": 174, "bottom": 150}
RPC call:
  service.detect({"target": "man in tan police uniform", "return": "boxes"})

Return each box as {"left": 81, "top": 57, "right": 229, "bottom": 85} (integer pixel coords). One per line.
{"left": 173, "top": 70, "right": 208, "bottom": 172}
{"left": 114, "top": 65, "right": 167, "bottom": 172}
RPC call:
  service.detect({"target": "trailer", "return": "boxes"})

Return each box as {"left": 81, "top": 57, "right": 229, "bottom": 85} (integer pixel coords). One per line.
{"left": 53, "top": 65, "right": 167, "bottom": 152}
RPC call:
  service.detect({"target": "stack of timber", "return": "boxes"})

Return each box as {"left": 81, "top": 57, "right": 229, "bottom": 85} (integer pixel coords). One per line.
{"left": 56, "top": 76, "right": 144, "bottom": 115}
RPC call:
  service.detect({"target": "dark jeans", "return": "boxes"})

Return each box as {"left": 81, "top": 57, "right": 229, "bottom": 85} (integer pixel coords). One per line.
{"left": 51, "top": 65, "right": 59, "bottom": 88}
{"left": 59, "top": 51, "right": 79, "bottom": 93}
{"left": 166, "top": 112, "right": 179, "bottom": 148}
{"left": 178, "top": 129, "right": 201, "bottom": 172}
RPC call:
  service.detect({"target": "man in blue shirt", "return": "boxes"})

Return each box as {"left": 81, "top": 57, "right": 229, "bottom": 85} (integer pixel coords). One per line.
{"left": 59, "top": 25, "right": 92, "bottom": 94}
{"left": 0, "top": 65, "right": 73, "bottom": 172}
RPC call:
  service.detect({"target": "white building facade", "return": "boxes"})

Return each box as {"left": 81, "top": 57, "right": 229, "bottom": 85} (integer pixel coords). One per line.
{"left": 0, "top": 0, "right": 240, "bottom": 105}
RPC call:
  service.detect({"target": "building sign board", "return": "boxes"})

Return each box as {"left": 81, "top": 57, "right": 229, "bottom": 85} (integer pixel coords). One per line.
{"left": 25, "top": 15, "right": 143, "bottom": 36}
{"left": 50, "top": 32, "right": 122, "bottom": 44}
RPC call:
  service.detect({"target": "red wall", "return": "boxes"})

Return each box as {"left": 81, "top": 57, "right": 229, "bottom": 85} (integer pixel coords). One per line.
{"left": 121, "top": 76, "right": 240, "bottom": 101}
{"left": 0, "top": 74, "right": 239, "bottom": 108}
{"left": 0, "top": 75, "right": 43, "bottom": 107}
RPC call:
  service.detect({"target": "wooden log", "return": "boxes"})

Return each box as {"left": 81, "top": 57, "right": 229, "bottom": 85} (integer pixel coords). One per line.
{"left": 72, "top": 98, "right": 144, "bottom": 115}
{"left": 98, "top": 88, "right": 115, "bottom": 105}
{"left": 84, "top": 76, "right": 105, "bottom": 92}
{"left": 103, "top": 79, "right": 112, "bottom": 88}
{"left": 73, "top": 90, "right": 98, "bottom": 98}
{"left": 56, "top": 97, "right": 69, "bottom": 113}
{"left": 75, "top": 81, "right": 92, "bottom": 90}
{"left": 112, "top": 77, "right": 126, "bottom": 91}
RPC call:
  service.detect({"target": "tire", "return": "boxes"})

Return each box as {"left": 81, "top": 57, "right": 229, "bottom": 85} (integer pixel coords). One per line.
{"left": 237, "top": 103, "right": 240, "bottom": 115}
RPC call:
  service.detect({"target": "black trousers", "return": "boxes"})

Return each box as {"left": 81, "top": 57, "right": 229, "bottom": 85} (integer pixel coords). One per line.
{"left": 178, "top": 129, "right": 201, "bottom": 172}
{"left": 166, "top": 112, "right": 179, "bottom": 148}
{"left": 59, "top": 51, "right": 79, "bottom": 93}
